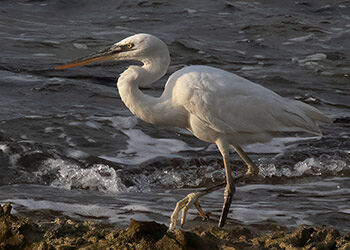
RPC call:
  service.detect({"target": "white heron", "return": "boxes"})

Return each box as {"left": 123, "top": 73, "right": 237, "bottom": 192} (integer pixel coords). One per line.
{"left": 56, "top": 33, "right": 330, "bottom": 230}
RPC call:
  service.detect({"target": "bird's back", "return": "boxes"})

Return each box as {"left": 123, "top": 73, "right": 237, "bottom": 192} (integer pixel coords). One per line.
{"left": 162, "top": 65, "right": 330, "bottom": 145}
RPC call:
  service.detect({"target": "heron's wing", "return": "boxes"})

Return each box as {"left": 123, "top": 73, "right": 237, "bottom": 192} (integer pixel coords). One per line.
{"left": 181, "top": 83, "right": 283, "bottom": 134}
{"left": 169, "top": 66, "right": 328, "bottom": 136}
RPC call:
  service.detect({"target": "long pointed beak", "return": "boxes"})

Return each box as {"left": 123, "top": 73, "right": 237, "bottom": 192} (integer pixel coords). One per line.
{"left": 56, "top": 45, "right": 121, "bottom": 70}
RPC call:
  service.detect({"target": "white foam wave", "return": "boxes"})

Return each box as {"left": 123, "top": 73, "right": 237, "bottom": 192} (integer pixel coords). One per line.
{"left": 35, "top": 159, "right": 125, "bottom": 193}
{"left": 259, "top": 157, "right": 348, "bottom": 178}
{"left": 124, "top": 164, "right": 218, "bottom": 192}
{"left": 294, "top": 158, "right": 347, "bottom": 176}
{"left": 0, "top": 144, "right": 10, "bottom": 153}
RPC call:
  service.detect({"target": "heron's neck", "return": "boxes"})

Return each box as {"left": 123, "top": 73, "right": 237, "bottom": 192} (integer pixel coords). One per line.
{"left": 117, "top": 56, "right": 171, "bottom": 125}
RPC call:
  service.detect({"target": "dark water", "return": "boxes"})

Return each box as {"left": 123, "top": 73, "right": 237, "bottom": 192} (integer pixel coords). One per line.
{"left": 0, "top": 0, "right": 349, "bottom": 232}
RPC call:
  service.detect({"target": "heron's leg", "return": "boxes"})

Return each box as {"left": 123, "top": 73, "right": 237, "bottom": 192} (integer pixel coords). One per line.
{"left": 217, "top": 139, "right": 235, "bottom": 228}
{"left": 233, "top": 145, "right": 259, "bottom": 176}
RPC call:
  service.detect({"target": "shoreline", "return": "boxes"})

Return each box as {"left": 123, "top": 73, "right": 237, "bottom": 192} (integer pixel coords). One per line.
{"left": 1, "top": 203, "right": 349, "bottom": 249}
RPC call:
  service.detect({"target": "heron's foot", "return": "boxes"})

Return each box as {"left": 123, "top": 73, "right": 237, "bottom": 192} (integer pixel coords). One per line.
{"left": 169, "top": 191, "right": 207, "bottom": 231}
{"left": 246, "top": 163, "right": 259, "bottom": 177}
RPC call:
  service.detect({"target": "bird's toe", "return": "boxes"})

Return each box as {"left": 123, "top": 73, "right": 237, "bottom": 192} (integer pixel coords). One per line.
{"left": 194, "top": 201, "right": 209, "bottom": 221}
{"left": 169, "top": 191, "right": 205, "bottom": 230}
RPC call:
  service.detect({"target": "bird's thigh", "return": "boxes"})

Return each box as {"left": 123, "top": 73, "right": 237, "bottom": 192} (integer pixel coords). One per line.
{"left": 189, "top": 115, "right": 220, "bottom": 144}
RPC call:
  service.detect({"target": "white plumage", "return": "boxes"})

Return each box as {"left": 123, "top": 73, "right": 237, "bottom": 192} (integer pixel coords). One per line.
{"left": 57, "top": 33, "right": 330, "bottom": 230}
{"left": 164, "top": 65, "right": 329, "bottom": 146}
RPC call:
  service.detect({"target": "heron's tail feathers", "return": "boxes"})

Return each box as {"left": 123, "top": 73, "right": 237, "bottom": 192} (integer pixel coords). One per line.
{"left": 294, "top": 100, "right": 332, "bottom": 124}
{"left": 288, "top": 99, "right": 332, "bottom": 135}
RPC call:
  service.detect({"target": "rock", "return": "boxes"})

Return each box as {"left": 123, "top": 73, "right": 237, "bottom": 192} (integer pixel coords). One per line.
{"left": 44, "top": 218, "right": 87, "bottom": 239}
{"left": 287, "top": 225, "right": 315, "bottom": 247}
{"left": 156, "top": 232, "right": 182, "bottom": 250}
{"left": 170, "top": 229, "right": 204, "bottom": 249}
{"left": 0, "top": 218, "right": 10, "bottom": 243}
{"left": 156, "top": 229, "right": 213, "bottom": 250}
{"left": 0, "top": 203, "right": 25, "bottom": 249}
{"left": 127, "top": 218, "right": 167, "bottom": 242}
{"left": 3, "top": 203, "right": 12, "bottom": 215}
{"left": 0, "top": 202, "right": 349, "bottom": 249}
{"left": 255, "top": 225, "right": 346, "bottom": 250}
{"left": 16, "top": 152, "right": 51, "bottom": 172}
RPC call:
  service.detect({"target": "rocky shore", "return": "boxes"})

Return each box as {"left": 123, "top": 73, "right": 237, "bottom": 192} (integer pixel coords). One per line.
{"left": 1, "top": 203, "right": 349, "bottom": 249}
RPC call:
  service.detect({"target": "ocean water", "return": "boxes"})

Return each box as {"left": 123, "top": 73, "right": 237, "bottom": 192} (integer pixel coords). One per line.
{"left": 0, "top": 0, "right": 349, "bottom": 232}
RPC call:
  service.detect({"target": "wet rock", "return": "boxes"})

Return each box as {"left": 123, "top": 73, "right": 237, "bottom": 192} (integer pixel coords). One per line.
{"left": 43, "top": 218, "right": 88, "bottom": 240}
{"left": 156, "top": 229, "right": 212, "bottom": 250}
{"left": 0, "top": 203, "right": 26, "bottom": 249}
{"left": 192, "top": 225, "right": 257, "bottom": 249}
{"left": 255, "top": 225, "right": 345, "bottom": 249}
{"left": 17, "top": 152, "right": 51, "bottom": 172}
{"left": 0, "top": 202, "right": 349, "bottom": 249}
{"left": 0, "top": 131, "right": 11, "bottom": 142}
{"left": 337, "top": 234, "right": 350, "bottom": 250}
{"left": 127, "top": 218, "right": 167, "bottom": 242}
{"left": 288, "top": 225, "right": 315, "bottom": 247}
{"left": 2, "top": 202, "right": 12, "bottom": 215}
{"left": 283, "top": 225, "right": 339, "bottom": 249}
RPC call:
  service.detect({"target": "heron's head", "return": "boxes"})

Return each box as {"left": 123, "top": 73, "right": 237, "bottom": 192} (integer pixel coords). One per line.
{"left": 56, "top": 33, "right": 169, "bottom": 69}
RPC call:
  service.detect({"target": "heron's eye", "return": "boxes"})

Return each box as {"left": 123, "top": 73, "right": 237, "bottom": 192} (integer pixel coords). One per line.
{"left": 126, "top": 43, "right": 134, "bottom": 49}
